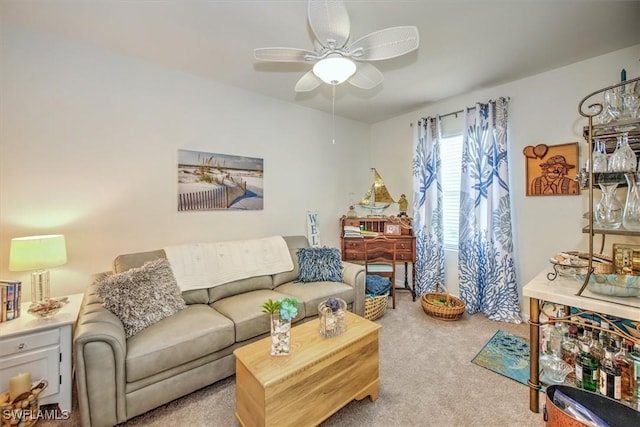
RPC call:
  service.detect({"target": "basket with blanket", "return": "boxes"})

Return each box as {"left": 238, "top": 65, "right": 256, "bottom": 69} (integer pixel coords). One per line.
{"left": 364, "top": 275, "right": 391, "bottom": 321}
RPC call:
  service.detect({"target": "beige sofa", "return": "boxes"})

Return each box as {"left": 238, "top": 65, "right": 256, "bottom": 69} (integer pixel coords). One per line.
{"left": 73, "top": 236, "right": 365, "bottom": 427}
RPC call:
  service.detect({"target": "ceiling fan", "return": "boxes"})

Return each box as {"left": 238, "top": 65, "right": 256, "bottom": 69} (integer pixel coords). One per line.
{"left": 254, "top": 0, "right": 419, "bottom": 92}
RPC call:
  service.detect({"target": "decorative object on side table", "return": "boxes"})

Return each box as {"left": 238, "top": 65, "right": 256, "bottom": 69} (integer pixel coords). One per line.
{"left": 27, "top": 296, "right": 69, "bottom": 318}
{"left": 318, "top": 297, "right": 347, "bottom": 338}
{"left": 8, "top": 234, "right": 68, "bottom": 319}
{"left": 575, "top": 273, "right": 640, "bottom": 297}
{"left": 262, "top": 298, "right": 299, "bottom": 356}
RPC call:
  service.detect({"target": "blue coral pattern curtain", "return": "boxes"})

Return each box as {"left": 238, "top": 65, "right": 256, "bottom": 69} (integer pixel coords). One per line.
{"left": 412, "top": 117, "right": 445, "bottom": 296}
{"left": 458, "top": 98, "right": 521, "bottom": 323}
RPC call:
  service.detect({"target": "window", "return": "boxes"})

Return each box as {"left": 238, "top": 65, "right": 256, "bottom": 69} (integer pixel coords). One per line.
{"left": 440, "top": 134, "right": 463, "bottom": 249}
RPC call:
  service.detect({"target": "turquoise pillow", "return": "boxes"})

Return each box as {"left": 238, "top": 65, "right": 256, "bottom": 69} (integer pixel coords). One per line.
{"left": 296, "top": 247, "right": 343, "bottom": 283}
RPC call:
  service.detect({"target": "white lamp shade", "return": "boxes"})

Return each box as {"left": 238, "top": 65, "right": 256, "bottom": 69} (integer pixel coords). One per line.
{"left": 312, "top": 56, "right": 356, "bottom": 85}
{"left": 9, "top": 234, "right": 68, "bottom": 271}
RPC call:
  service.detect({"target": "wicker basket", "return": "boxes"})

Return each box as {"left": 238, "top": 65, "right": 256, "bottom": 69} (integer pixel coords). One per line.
{"left": 364, "top": 293, "right": 389, "bottom": 321}
{"left": 0, "top": 380, "right": 47, "bottom": 427}
{"left": 421, "top": 283, "right": 465, "bottom": 321}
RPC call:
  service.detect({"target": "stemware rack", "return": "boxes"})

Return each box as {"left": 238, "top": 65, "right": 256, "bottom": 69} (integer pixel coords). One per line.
{"left": 577, "top": 76, "right": 640, "bottom": 296}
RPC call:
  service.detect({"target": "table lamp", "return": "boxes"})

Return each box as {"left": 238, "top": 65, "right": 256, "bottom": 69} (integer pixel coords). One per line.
{"left": 9, "top": 234, "right": 67, "bottom": 304}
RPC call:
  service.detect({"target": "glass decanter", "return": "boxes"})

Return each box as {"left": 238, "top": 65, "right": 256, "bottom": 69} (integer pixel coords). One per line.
{"left": 594, "top": 183, "right": 623, "bottom": 229}
{"left": 586, "top": 139, "right": 608, "bottom": 173}
{"left": 608, "top": 134, "right": 636, "bottom": 172}
{"left": 623, "top": 173, "right": 640, "bottom": 231}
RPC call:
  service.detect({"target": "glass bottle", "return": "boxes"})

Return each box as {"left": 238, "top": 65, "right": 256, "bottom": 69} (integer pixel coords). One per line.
{"left": 595, "top": 183, "right": 623, "bottom": 229}
{"left": 576, "top": 342, "right": 599, "bottom": 392}
{"left": 589, "top": 329, "right": 604, "bottom": 387}
{"left": 623, "top": 173, "right": 640, "bottom": 231}
{"left": 630, "top": 351, "right": 640, "bottom": 409}
{"left": 600, "top": 346, "right": 622, "bottom": 400}
{"left": 590, "top": 329, "right": 605, "bottom": 366}
{"left": 547, "top": 313, "right": 563, "bottom": 357}
{"left": 614, "top": 340, "right": 635, "bottom": 403}
{"left": 561, "top": 325, "right": 580, "bottom": 381}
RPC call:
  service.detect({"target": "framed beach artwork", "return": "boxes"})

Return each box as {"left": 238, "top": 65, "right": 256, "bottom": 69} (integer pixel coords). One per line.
{"left": 177, "top": 149, "right": 264, "bottom": 211}
{"left": 523, "top": 142, "right": 579, "bottom": 196}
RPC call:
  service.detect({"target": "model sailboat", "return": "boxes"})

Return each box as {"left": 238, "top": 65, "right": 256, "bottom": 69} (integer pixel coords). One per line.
{"left": 359, "top": 168, "right": 396, "bottom": 214}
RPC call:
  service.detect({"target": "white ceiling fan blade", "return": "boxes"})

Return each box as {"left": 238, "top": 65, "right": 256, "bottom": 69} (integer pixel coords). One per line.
{"left": 348, "top": 26, "right": 419, "bottom": 61}
{"left": 347, "top": 62, "right": 383, "bottom": 90}
{"left": 254, "top": 47, "right": 317, "bottom": 62}
{"left": 295, "top": 70, "right": 323, "bottom": 92}
{"left": 308, "top": 0, "right": 350, "bottom": 49}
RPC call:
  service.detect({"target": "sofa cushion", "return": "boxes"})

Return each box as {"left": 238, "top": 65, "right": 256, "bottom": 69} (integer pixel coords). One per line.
{"left": 211, "top": 289, "right": 304, "bottom": 342}
{"left": 296, "top": 247, "right": 343, "bottom": 283}
{"left": 95, "top": 258, "right": 186, "bottom": 338}
{"left": 275, "top": 281, "right": 354, "bottom": 317}
{"left": 208, "top": 275, "right": 273, "bottom": 304}
{"left": 271, "top": 248, "right": 299, "bottom": 286}
{"left": 113, "top": 249, "right": 166, "bottom": 273}
{"left": 126, "top": 304, "right": 234, "bottom": 382}
{"left": 272, "top": 236, "right": 310, "bottom": 286}
{"left": 112, "top": 249, "right": 208, "bottom": 304}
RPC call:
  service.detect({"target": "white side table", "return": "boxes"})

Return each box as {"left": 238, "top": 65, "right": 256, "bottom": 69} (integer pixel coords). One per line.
{"left": 0, "top": 293, "right": 83, "bottom": 413}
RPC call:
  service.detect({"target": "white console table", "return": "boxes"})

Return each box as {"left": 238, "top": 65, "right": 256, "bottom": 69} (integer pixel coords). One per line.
{"left": 0, "top": 293, "right": 83, "bottom": 413}
{"left": 523, "top": 270, "right": 640, "bottom": 413}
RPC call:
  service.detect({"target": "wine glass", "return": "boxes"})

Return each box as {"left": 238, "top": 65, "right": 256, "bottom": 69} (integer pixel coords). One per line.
{"left": 590, "top": 104, "right": 610, "bottom": 125}
{"left": 604, "top": 88, "right": 623, "bottom": 121}
{"left": 623, "top": 92, "right": 639, "bottom": 119}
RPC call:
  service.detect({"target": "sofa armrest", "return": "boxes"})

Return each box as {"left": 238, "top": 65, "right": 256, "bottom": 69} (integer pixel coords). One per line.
{"left": 341, "top": 261, "right": 366, "bottom": 316}
{"left": 74, "top": 282, "right": 127, "bottom": 427}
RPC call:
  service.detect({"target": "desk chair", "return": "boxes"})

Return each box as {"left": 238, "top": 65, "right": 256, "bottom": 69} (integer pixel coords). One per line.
{"left": 364, "top": 236, "right": 397, "bottom": 309}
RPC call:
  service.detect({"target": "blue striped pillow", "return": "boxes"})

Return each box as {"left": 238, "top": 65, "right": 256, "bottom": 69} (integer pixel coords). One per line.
{"left": 296, "top": 247, "right": 343, "bottom": 283}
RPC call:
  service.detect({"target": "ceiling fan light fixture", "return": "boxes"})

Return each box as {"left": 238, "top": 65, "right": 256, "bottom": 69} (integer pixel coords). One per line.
{"left": 312, "top": 56, "right": 356, "bottom": 85}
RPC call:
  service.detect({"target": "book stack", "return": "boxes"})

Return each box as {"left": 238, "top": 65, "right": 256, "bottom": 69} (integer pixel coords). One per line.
{"left": 343, "top": 225, "right": 362, "bottom": 238}
{"left": 0, "top": 280, "right": 22, "bottom": 322}
{"left": 360, "top": 230, "right": 380, "bottom": 237}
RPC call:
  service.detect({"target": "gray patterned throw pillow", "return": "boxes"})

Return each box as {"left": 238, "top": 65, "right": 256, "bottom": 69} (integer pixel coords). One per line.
{"left": 95, "top": 258, "right": 186, "bottom": 338}
{"left": 296, "top": 247, "right": 343, "bottom": 283}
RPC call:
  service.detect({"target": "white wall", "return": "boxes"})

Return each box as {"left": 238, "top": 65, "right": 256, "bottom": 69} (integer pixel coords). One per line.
{"left": 0, "top": 26, "right": 370, "bottom": 298}
{"left": 371, "top": 44, "right": 640, "bottom": 316}
{"left": 2, "top": 22, "right": 638, "bottom": 313}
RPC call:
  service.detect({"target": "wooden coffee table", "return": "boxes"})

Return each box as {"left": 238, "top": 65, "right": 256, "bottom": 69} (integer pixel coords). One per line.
{"left": 234, "top": 311, "right": 381, "bottom": 427}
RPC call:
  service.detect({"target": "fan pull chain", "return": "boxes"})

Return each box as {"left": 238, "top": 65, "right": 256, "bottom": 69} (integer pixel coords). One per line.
{"left": 332, "top": 85, "right": 336, "bottom": 144}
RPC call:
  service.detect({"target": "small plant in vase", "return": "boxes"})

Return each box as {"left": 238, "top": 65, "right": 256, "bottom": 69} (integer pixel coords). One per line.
{"left": 318, "top": 297, "right": 347, "bottom": 338}
{"left": 262, "top": 298, "right": 299, "bottom": 356}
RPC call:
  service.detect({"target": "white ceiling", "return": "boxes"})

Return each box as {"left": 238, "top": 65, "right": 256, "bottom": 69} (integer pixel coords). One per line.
{"left": 3, "top": 1, "right": 640, "bottom": 123}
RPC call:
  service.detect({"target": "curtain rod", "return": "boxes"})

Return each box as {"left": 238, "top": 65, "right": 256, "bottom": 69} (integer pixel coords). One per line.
{"left": 413, "top": 108, "right": 469, "bottom": 127}
{"left": 414, "top": 97, "right": 510, "bottom": 127}
{"left": 414, "top": 106, "right": 473, "bottom": 127}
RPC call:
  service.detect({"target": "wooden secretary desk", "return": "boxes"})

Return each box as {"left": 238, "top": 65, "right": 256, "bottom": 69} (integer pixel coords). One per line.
{"left": 340, "top": 216, "right": 416, "bottom": 300}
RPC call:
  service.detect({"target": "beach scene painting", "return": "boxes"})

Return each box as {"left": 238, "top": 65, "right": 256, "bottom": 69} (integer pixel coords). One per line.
{"left": 177, "top": 149, "right": 264, "bottom": 211}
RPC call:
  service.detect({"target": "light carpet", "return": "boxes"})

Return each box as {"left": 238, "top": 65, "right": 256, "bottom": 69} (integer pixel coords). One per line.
{"left": 40, "top": 292, "right": 546, "bottom": 426}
